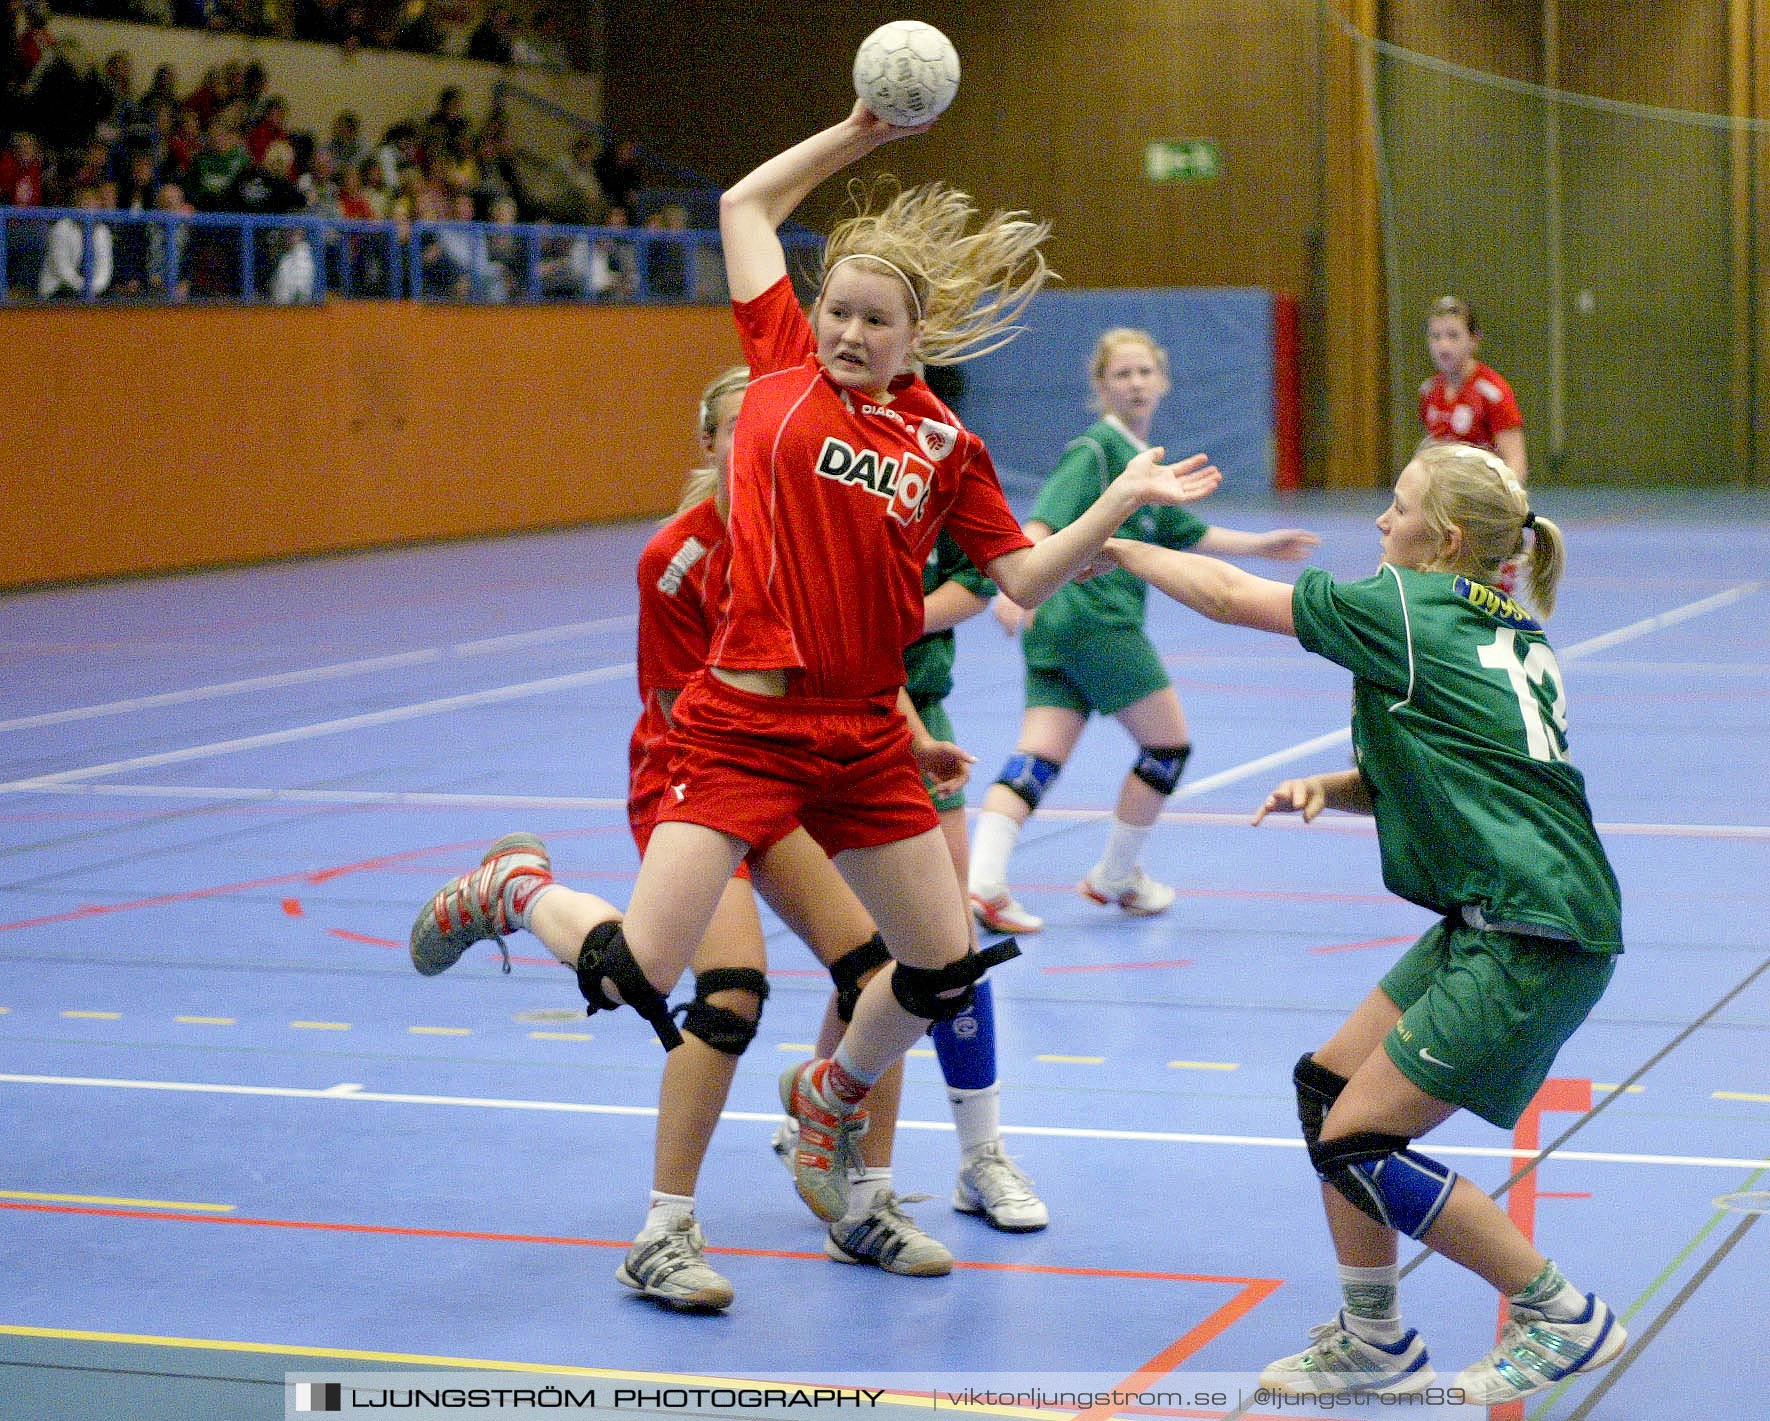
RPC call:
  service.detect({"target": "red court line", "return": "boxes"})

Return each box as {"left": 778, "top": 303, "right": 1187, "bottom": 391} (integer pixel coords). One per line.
{"left": 1042, "top": 960, "right": 1196, "bottom": 974}
{"left": 1308, "top": 934, "right": 1414, "bottom": 956}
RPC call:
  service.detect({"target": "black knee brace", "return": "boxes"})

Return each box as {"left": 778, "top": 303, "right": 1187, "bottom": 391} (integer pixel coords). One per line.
{"left": 827, "top": 933, "right": 891, "bottom": 1023}
{"left": 889, "top": 939, "right": 1020, "bottom": 1021}
{"left": 574, "top": 921, "right": 682, "bottom": 1050}
{"left": 1132, "top": 743, "right": 1192, "bottom": 796}
{"left": 1293, "top": 1053, "right": 1348, "bottom": 1148}
{"left": 676, "top": 965, "right": 769, "bottom": 1057}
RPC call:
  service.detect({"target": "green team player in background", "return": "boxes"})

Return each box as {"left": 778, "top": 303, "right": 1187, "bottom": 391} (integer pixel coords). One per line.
{"left": 1107, "top": 440, "right": 1626, "bottom": 1405}
{"left": 969, "top": 327, "right": 1317, "bottom": 935}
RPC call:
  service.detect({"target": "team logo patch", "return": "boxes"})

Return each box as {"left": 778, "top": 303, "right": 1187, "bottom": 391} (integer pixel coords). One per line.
{"left": 815, "top": 436, "right": 936, "bottom": 525}
{"left": 1453, "top": 575, "right": 1540, "bottom": 630}
{"left": 917, "top": 419, "right": 958, "bottom": 462}
{"left": 656, "top": 536, "right": 708, "bottom": 595}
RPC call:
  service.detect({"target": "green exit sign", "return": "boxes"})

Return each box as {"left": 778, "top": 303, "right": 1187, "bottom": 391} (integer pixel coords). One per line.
{"left": 1144, "top": 138, "right": 1223, "bottom": 183}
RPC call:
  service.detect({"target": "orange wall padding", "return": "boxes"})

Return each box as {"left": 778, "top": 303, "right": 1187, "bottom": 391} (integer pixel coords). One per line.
{"left": 2, "top": 300, "right": 742, "bottom": 589}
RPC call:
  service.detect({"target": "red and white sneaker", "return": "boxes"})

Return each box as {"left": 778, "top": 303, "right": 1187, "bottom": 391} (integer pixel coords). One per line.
{"left": 409, "top": 832, "right": 551, "bottom": 977}
{"left": 970, "top": 890, "right": 1044, "bottom": 935}
{"left": 1079, "top": 866, "right": 1176, "bottom": 917}
{"left": 777, "top": 1060, "right": 868, "bottom": 1223}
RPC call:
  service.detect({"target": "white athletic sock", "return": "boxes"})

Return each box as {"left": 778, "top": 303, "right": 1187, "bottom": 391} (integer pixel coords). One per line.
{"left": 638, "top": 1190, "right": 695, "bottom": 1240}
{"left": 970, "top": 810, "right": 1023, "bottom": 897}
{"left": 505, "top": 878, "right": 558, "bottom": 932}
{"left": 842, "top": 1167, "right": 893, "bottom": 1223}
{"left": 1338, "top": 1262, "right": 1403, "bottom": 1343}
{"left": 947, "top": 1083, "right": 1002, "bottom": 1157}
{"left": 1513, "top": 1260, "right": 1584, "bottom": 1320}
{"left": 1094, "top": 815, "right": 1153, "bottom": 886}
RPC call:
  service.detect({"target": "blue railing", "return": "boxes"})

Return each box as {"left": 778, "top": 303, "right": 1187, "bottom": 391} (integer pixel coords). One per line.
{"left": 0, "top": 206, "right": 823, "bottom": 307}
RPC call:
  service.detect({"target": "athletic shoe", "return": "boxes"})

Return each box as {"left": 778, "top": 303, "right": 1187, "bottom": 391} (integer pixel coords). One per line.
{"left": 615, "top": 1216, "right": 734, "bottom": 1311}
{"left": 970, "top": 890, "right": 1044, "bottom": 935}
{"left": 1259, "top": 1313, "right": 1436, "bottom": 1395}
{"left": 953, "top": 1141, "right": 1049, "bottom": 1232}
{"left": 1451, "top": 1294, "right": 1626, "bottom": 1403}
{"left": 1078, "top": 865, "right": 1176, "bottom": 917}
{"left": 778, "top": 1061, "right": 868, "bottom": 1223}
{"left": 409, "top": 832, "right": 551, "bottom": 976}
{"left": 826, "top": 1192, "right": 954, "bottom": 1276}
{"left": 769, "top": 1116, "right": 798, "bottom": 1175}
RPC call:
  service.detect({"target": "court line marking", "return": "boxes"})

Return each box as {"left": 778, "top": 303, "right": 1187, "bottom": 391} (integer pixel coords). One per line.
{"left": 0, "top": 664, "right": 636, "bottom": 794}
{"left": 1, "top": 1072, "right": 1762, "bottom": 1170}
{"left": 0, "top": 615, "right": 637, "bottom": 735}
{"left": 0, "top": 1190, "right": 234, "bottom": 1212}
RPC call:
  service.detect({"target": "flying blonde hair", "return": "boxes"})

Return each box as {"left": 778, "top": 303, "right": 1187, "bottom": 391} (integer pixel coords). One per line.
{"left": 675, "top": 365, "right": 750, "bottom": 517}
{"left": 818, "top": 178, "right": 1053, "bottom": 366}
{"left": 1410, "top": 441, "right": 1565, "bottom": 617}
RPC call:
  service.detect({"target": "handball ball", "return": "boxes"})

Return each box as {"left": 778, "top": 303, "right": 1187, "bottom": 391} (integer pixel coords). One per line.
{"left": 853, "top": 21, "right": 961, "bottom": 128}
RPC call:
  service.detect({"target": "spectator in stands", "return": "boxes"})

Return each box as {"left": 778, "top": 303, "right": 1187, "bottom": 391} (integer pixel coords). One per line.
{"left": 467, "top": 2, "right": 515, "bottom": 65}
{"left": 299, "top": 146, "right": 340, "bottom": 214}
{"left": 239, "top": 59, "right": 268, "bottom": 118}
{"left": 325, "top": 110, "right": 365, "bottom": 175}
{"left": 352, "top": 154, "right": 389, "bottom": 217}
{"left": 15, "top": 1, "right": 55, "bottom": 80}
{"left": 511, "top": 4, "right": 568, "bottom": 70}
{"left": 38, "top": 180, "right": 114, "bottom": 299}
{"left": 592, "top": 203, "right": 635, "bottom": 299}
{"left": 593, "top": 135, "right": 642, "bottom": 214}
{"left": 642, "top": 200, "right": 688, "bottom": 300}
{"left": 374, "top": 121, "right": 418, "bottom": 190}
{"left": 246, "top": 94, "right": 289, "bottom": 162}
{"left": 472, "top": 112, "right": 522, "bottom": 213}
{"left": 183, "top": 63, "right": 241, "bottom": 127}
{"left": 177, "top": 0, "right": 237, "bottom": 34}
{"left": 481, "top": 190, "right": 520, "bottom": 300}
{"left": 434, "top": 130, "right": 478, "bottom": 197}
{"left": 394, "top": 0, "right": 446, "bottom": 56}
{"left": 95, "top": 50, "right": 140, "bottom": 138}
{"left": 143, "top": 63, "right": 180, "bottom": 113}
{"left": 112, "top": 147, "right": 161, "bottom": 295}
{"left": 187, "top": 118, "right": 249, "bottom": 209}
{"left": 146, "top": 180, "right": 192, "bottom": 300}
{"left": 17, "top": 32, "right": 106, "bottom": 151}
{"left": 421, "top": 186, "right": 481, "bottom": 298}
{"left": 229, "top": 134, "right": 304, "bottom": 216}
{"left": 269, "top": 224, "right": 313, "bottom": 302}
{"left": 421, "top": 86, "right": 469, "bottom": 157}
{"left": 550, "top": 132, "right": 605, "bottom": 225}
{"left": 166, "top": 107, "right": 202, "bottom": 173}
{"left": 116, "top": 146, "right": 160, "bottom": 209}
{"left": 0, "top": 130, "right": 45, "bottom": 206}
{"left": 67, "top": 137, "right": 116, "bottom": 193}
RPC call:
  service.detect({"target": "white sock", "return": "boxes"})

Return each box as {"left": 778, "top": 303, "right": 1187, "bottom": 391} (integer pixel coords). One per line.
{"left": 969, "top": 810, "right": 1023, "bottom": 897}
{"left": 1513, "top": 1260, "right": 1585, "bottom": 1320}
{"left": 638, "top": 1189, "right": 694, "bottom": 1239}
{"left": 506, "top": 878, "right": 559, "bottom": 932}
{"left": 1338, "top": 1262, "right": 1403, "bottom": 1344}
{"left": 948, "top": 1083, "right": 1002, "bottom": 1157}
{"left": 1095, "top": 815, "right": 1153, "bottom": 885}
{"left": 842, "top": 1167, "right": 892, "bottom": 1223}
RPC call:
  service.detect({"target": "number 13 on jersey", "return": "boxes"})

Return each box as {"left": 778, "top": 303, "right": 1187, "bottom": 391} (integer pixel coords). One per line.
{"left": 1477, "top": 629, "right": 1569, "bottom": 762}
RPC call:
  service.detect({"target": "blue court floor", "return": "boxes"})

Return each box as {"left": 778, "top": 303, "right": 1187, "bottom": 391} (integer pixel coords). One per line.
{"left": 2, "top": 488, "right": 1767, "bottom": 1421}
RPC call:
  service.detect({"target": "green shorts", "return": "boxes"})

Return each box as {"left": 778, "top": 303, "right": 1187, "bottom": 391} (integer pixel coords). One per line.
{"left": 913, "top": 696, "right": 965, "bottom": 813}
{"left": 1023, "top": 620, "right": 1170, "bottom": 717}
{"left": 1380, "top": 916, "right": 1616, "bottom": 1129}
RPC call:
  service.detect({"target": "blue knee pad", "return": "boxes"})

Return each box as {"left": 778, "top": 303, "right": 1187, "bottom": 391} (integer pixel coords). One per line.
{"left": 1310, "top": 1130, "right": 1458, "bottom": 1240}
{"left": 995, "top": 752, "right": 1061, "bottom": 811}
{"left": 931, "top": 976, "right": 997, "bottom": 1090}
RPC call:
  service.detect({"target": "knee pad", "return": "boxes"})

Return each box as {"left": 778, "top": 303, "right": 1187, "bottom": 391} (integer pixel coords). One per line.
{"left": 995, "top": 752, "right": 1061, "bottom": 811}
{"left": 1309, "top": 1130, "right": 1458, "bottom": 1240}
{"left": 677, "top": 965, "right": 768, "bottom": 1057}
{"left": 1131, "top": 743, "right": 1191, "bottom": 796}
{"left": 890, "top": 939, "right": 1021, "bottom": 1022}
{"left": 1293, "top": 1054, "right": 1348, "bottom": 1148}
{"left": 828, "top": 933, "right": 891, "bottom": 1023}
{"left": 574, "top": 921, "right": 683, "bottom": 1050}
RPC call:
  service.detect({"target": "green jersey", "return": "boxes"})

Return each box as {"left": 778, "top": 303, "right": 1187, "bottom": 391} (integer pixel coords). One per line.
{"left": 904, "top": 530, "right": 994, "bottom": 705}
{"left": 1027, "top": 416, "right": 1208, "bottom": 637}
{"left": 1292, "top": 565, "right": 1623, "bottom": 953}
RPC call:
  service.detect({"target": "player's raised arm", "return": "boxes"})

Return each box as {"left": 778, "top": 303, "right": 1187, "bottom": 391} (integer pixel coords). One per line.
{"left": 1106, "top": 537, "right": 1298, "bottom": 637}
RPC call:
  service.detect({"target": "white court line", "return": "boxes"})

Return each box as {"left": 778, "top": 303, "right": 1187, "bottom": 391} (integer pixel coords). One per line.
{"left": 0, "top": 665, "right": 635, "bottom": 795}
{"left": 0, "top": 1072, "right": 1762, "bottom": 1171}
{"left": 0, "top": 615, "right": 637, "bottom": 735}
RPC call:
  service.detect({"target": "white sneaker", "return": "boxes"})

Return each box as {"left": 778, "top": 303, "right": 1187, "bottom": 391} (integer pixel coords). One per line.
{"left": 769, "top": 1116, "right": 798, "bottom": 1174}
{"left": 1259, "top": 1312, "right": 1436, "bottom": 1395}
{"left": 953, "top": 1140, "right": 1049, "bottom": 1231}
{"left": 970, "top": 890, "right": 1044, "bottom": 935}
{"left": 826, "top": 1193, "right": 954, "bottom": 1276}
{"left": 1452, "top": 1293, "right": 1626, "bottom": 1403}
{"left": 615, "top": 1216, "right": 734, "bottom": 1311}
{"left": 1078, "top": 865, "right": 1175, "bottom": 917}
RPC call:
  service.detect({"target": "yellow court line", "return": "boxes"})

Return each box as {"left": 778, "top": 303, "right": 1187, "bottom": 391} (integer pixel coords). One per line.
{"left": 61, "top": 1011, "right": 121, "bottom": 1020}
{"left": 0, "top": 1006, "right": 10, "bottom": 1014}
{"left": 906, "top": 1048, "right": 936, "bottom": 1059}
{"left": 776, "top": 1043, "right": 814, "bottom": 1053}
{"left": 1036, "top": 1054, "right": 1105, "bottom": 1065}
{"left": 1593, "top": 1083, "right": 1645, "bottom": 1094}
{"left": 2, "top": 1190, "right": 235, "bottom": 1212}
{"left": 528, "top": 1031, "right": 592, "bottom": 1041}
{"left": 175, "top": 1016, "right": 236, "bottom": 1026}
{"left": 1715, "top": 1090, "right": 1770, "bottom": 1103}
{"left": 1167, "top": 1060, "right": 1240, "bottom": 1072}
{"left": 290, "top": 1021, "right": 351, "bottom": 1031}
{"left": 408, "top": 1027, "right": 472, "bottom": 1037}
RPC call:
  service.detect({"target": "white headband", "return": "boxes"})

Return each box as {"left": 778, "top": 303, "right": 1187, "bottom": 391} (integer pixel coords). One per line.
{"left": 824, "top": 253, "right": 923, "bottom": 324}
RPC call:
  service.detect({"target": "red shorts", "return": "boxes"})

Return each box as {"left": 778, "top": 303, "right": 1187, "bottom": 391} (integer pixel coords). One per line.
{"left": 654, "top": 672, "right": 940, "bottom": 858}
{"left": 630, "top": 756, "right": 758, "bottom": 877}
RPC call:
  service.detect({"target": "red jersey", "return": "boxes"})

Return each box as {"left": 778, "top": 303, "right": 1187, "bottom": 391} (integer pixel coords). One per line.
{"left": 710, "top": 276, "right": 1032, "bottom": 699}
{"left": 629, "top": 497, "right": 729, "bottom": 835}
{"left": 1419, "top": 360, "right": 1523, "bottom": 450}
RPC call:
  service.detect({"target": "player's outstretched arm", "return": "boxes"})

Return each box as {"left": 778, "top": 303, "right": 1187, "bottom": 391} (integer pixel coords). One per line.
{"left": 1194, "top": 525, "right": 1322, "bottom": 562}
{"left": 1251, "top": 769, "right": 1372, "bottom": 825}
{"left": 1107, "top": 537, "right": 1297, "bottom": 636}
{"left": 720, "top": 102, "right": 931, "bottom": 303}
{"left": 985, "top": 449, "right": 1220, "bottom": 609}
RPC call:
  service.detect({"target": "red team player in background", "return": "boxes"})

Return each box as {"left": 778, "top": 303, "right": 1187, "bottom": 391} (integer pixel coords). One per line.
{"left": 409, "top": 97, "right": 1220, "bottom": 1230}
{"left": 1420, "top": 294, "right": 1527, "bottom": 481}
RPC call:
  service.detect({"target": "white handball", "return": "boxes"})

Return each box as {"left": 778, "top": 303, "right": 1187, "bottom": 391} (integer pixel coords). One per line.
{"left": 853, "top": 20, "right": 960, "bottom": 128}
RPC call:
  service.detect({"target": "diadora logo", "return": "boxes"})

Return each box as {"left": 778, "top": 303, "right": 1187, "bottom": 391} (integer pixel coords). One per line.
{"left": 862, "top": 402, "right": 908, "bottom": 428}
{"left": 814, "top": 436, "right": 935, "bottom": 525}
{"left": 916, "top": 419, "right": 958, "bottom": 461}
